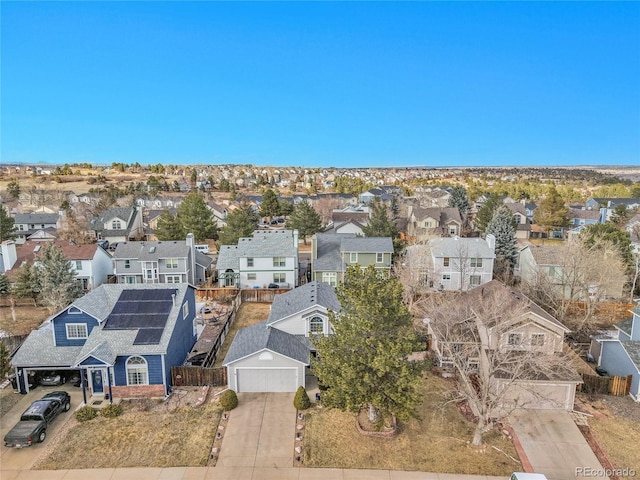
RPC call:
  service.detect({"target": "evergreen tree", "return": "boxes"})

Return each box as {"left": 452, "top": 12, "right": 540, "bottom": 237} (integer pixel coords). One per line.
{"left": 448, "top": 186, "right": 471, "bottom": 230}
{"left": 0, "top": 206, "right": 16, "bottom": 242}
{"left": 278, "top": 199, "right": 295, "bottom": 217}
{"left": 580, "top": 223, "right": 633, "bottom": 266}
{"left": 287, "top": 200, "right": 322, "bottom": 245}
{"left": 7, "top": 179, "right": 21, "bottom": 199}
{"left": 0, "top": 342, "right": 10, "bottom": 379}
{"left": 155, "top": 209, "right": 186, "bottom": 241}
{"left": 486, "top": 205, "right": 518, "bottom": 276}
{"left": 362, "top": 199, "right": 398, "bottom": 238}
{"left": 312, "top": 266, "right": 424, "bottom": 424}
{"left": 13, "top": 264, "right": 40, "bottom": 306}
{"left": 176, "top": 192, "right": 218, "bottom": 242}
{"left": 0, "top": 274, "right": 11, "bottom": 295}
{"left": 609, "top": 204, "right": 630, "bottom": 227}
{"left": 218, "top": 201, "right": 259, "bottom": 245}
{"left": 474, "top": 194, "right": 502, "bottom": 234}
{"left": 37, "top": 244, "right": 83, "bottom": 313}
{"left": 533, "top": 186, "right": 569, "bottom": 233}
{"left": 219, "top": 178, "right": 231, "bottom": 192}
{"left": 259, "top": 188, "right": 281, "bottom": 220}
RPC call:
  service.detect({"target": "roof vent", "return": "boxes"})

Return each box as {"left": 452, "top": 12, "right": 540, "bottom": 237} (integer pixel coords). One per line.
{"left": 149, "top": 246, "right": 156, "bottom": 253}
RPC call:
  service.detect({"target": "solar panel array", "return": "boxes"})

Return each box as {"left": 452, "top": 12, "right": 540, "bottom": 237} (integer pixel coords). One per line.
{"left": 104, "top": 289, "right": 176, "bottom": 345}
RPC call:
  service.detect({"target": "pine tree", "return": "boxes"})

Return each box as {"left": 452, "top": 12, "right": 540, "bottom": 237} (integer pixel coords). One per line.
{"left": 0, "top": 206, "right": 16, "bottom": 242}
{"left": 259, "top": 188, "right": 281, "bottom": 220}
{"left": 155, "top": 209, "right": 186, "bottom": 241}
{"left": 0, "top": 274, "right": 11, "bottom": 295}
{"left": 448, "top": 186, "right": 470, "bottom": 230}
{"left": 176, "top": 192, "right": 218, "bottom": 242}
{"left": 312, "top": 266, "right": 424, "bottom": 424}
{"left": 486, "top": 205, "right": 518, "bottom": 276}
{"left": 362, "top": 199, "right": 397, "bottom": 238}
{"left": 474, "top": 194, "right": 502, "bottom": 234}
{"left": 13, "top": 264, "right": 40, "bottom": 306}
{"left": 7, "top": 179, "right": 21, "bottom": 199}
{"left": 37, "top": 244, "right": 83, "bottom": 312}
{"left": 533, "top": 186, "right": 569, "bottom": 234}
{"left": 287, "top": 200, "right": 322, "bottom": 245}
{"left": 218, "top": 201, "right": 259, "bottom": 246}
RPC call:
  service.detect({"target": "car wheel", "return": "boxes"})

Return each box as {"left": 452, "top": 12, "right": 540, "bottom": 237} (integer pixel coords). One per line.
{"left": 38, "top": 430, "right": 46, "bottom": 443}
{"left": 64, "top": 402, "right": 71, "bottom": 412}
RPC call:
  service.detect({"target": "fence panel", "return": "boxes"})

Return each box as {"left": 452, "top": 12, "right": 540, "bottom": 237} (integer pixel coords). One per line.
{"left": 609, "top": 375, "right": 632, "bottom": 396}
{"left": 581, "top": 373, "right": 632, "bottom": 396}
{"left": 171, "top": 366, "right": 228, "bottom": 387}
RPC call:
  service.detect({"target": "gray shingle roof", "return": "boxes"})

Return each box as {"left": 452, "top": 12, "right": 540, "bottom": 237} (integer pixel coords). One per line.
{"left": 222, "top": 320, "right": 310, "bottom": 365}
{"left": 11, "top": 323, "right": 82, "bottom": 368}
{"left": 13, "top": 213, "right": 60, "bottom": 224}
{"left": 621, "top": 341, "right": 640, "bottom": 370}
{"left": 114, "top": 241, "right": 190, "bottom": 260}
{"left": 616, "top": 316, "right": 633, "bottom": 337}
{"left": 429, "top": 236, "right": 495, "bottom": 258}
{"left": 217, "top": 229, "right": 297, "bottom": 272}
{"left": 526, "top": 246, "right": 566, "bottom": 265}
{"left": 267, "top": 281, "right": 339, "bottom": 323}
{"left": 341, "top": 237, "right": 393, "bottom": 253}
{"left": 313, "top": 233, "right": 352, "bottom": 272}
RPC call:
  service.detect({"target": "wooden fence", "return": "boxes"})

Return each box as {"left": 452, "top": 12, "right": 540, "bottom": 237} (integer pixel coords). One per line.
{"left": 171, "top": 366, "right": 228, "bottom": 387}
{"left": 580, "top": 373, "right": 632, "bottom": 396}
{"left": 0, "top": 334, "right": 28, "bottom": 357}
{"left": 197, "top": 287, "right": 287, "bottom": 304}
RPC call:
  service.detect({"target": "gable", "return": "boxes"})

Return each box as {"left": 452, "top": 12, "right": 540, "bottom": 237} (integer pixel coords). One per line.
{"left": 226, "top": 348, "right": 307, "bottom": 368}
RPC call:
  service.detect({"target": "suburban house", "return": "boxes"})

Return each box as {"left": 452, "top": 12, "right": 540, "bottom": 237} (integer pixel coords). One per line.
{"left": 427, "top": 281, "right": 582, "bottom": 410}
{"left": 1, "top": 240, "right": 112, "bottom": 291}
{"left": 568, "top": 207, "right": 601, "bottom": 227}
{"left": 143, "top": 209, "right": 178, "bottom": 241}
{"left": 585, "top": 197, "right": 640, "bottom": 223}
{"left": 518, "top": 244, "right": 625, "bottom": 301}
{"left": 426, "top": 235, "right": 496, "bottom": 291}
{"left": 589, "top": 303, "right": 640, "bottom": 401}
{"left": 407, "top": 205, "right": 463, "bottom": 240}
{"left": 217, "top": 229, "right": 299, "bottom": 289}
{"left": 311, "top": 233, "right": 394, "bottom": 287}
{"left": 223, "top": 281, "right": 339, "bottom": 392}
{"left": 112, "top": 234, "right": 212, "bottom": 287}
{"left": 10, "top": 284, "right": 197, "bottom": 402}
{"left": 358, "top": 188, "right": 394, "bottom": 204}
{"left": 88, "top": 206, "right": 145, "bottom": 244}
{"left": 504, "top": 202, "right": 532, "bottom": 239}
{"left": 322, "top": 219, "right": 366, "bottom": 236}
{"left": 12, "top": 213, "right": 61, "bottom": 244}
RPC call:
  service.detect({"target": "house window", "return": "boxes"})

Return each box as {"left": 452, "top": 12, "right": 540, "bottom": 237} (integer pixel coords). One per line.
{"left": 247, "top": 258, "right": 254, "bottom": 267}
{"left": 66, "top": 323, "right": 88, "bottom": 339}
{"left": 469, "top": 275, "right": 481, "bottom": 286}
{"left": 75, "top": 260, "right": 82, "bottom": 270}
{"left": 125, "top": 276, "right": 136, "bottom": 284}
{"left": 442, "top": 274, "right": 451, "bottom": 281}
{"left": 273, "top": 273, "right": 286, "bottom": 283}
{"left": 273, "top": 257, "right": 286, "bottom": 267}
{"left": 182, "top": 302, "right": 189, "bottom": 318}
{"left": 376, "top": 253, "right": 384, "bottom": 263}
{"left": 248, "top": 273, "right": 257, "bottom": 281}
{"left": 470, "top": 258, "right": 483, "bottom": 268}
{"left": 322, "top": 272, "right": 337, "bottom": 287}
{"left": 443, "top": 257, "right": 450, "bottom": 267}
{"left": 124, "top": 260, "right": 131, "bottom": 269}
{"left": 111, "top": 220, "right": 121, "bottom": 229}
{"left": 350, "top": 252, "right": 358, "bottom": 263}
{"left": 166, "top": 275, "right": 181, "bottom": 283}
{"left": 126, "top": 356, "right": 149, "bottom": 385}
{"left": 166, "top": 258, "right": 178, "bottom": 269}
{"left": 144, "top": 262, "right": 157, "bottom": 280}
{"left": 531, "top": 334, "right": 545, "bottom": 346}
{"left": 449, "top": 226, "right": 457, "bottom": 235}
{"left": 309, "top": 316, "right": 324, "bottom": 334}
{"left": 508, "top": 333, "right": 523, "bottom": 346}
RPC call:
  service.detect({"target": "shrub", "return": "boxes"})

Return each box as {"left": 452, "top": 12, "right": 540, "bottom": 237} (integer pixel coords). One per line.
{"left": 101, "top": 403, "right": 123, "bottom": 418}
{"left": 219, "top": 389, "right": 238, "bottom": 411}
{"left": 293, "top": 386, "right": 311, "bottom": 410}
{"left": 75, "top": 406, "right": 97, "bottom": 422}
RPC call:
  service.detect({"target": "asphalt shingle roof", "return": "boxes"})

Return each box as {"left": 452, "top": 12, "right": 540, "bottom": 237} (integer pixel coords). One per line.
{"left": 616, "top": 316, "right": 634, "bottom": 337}
{"left": 341, "top": 237, "right": 393, "bottom": 253}
{"left": 525, "top": 245, "right": 565, "bottom": 265}
{"left": 114, "top": 241, "right": 190, "bottom": 260}
{"left": 429, "top": 236, "right": 495, "bottom": 259}
{"left": 217, "top": 230, "right": 297, "bottom": 272}
{"left": 267, "top": 281, "right": 340, "bottom": 323}
{"left": 621, "top": 341, "right": 640, "bottom": 370}
{"left": 13, "top": 213, "right": 60, "bottom": 224}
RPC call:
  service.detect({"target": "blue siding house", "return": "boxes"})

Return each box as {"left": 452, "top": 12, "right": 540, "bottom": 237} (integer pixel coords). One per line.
{"left": 590, "top": 303, "right": 640, "bottom": 401}
{"left": 11, "top": 284, "right": 197, "bottom": 403}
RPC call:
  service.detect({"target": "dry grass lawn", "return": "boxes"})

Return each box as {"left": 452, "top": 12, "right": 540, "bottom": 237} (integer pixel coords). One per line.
{"left": 304, "top": 373, "right": 520, "bottom": 475}
{"left": 589, "top": 416, "right": 640, "bottom": 473}
{"left": 36, "top": 400, "right": 222, "bottom": 469}
{"left": 0, "top": 304, "right": 51, "bottom": 336}
{"left": 213, "top": 302, "right": 272, "bottom": 367}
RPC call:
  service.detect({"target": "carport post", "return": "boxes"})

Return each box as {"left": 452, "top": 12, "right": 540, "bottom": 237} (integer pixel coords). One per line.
{"left": 107, "top": 366, "right": 113, "bottom": 404}
{"left": 80, "top": 370, "right": 87, "bottom": 405}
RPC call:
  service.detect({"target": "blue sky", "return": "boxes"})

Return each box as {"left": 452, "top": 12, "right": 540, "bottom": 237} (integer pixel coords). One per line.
{"left": 2, "top": 1, "right": 639, "bottom": 168}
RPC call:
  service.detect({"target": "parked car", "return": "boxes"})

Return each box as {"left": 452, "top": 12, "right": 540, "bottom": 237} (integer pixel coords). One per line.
{"left": 3, "top": 391, "right": 71, "bottom": 448}
{"left": 97, "top": 239, "right": 109, "bottom": 249}
{"left": 108, "top": 242, "right": 119, "bottom": 252}
{"left": 39, "top": 371, "right": 66, "bottom": 386}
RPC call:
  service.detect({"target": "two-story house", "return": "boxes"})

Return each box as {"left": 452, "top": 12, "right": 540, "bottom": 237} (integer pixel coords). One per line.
{"left": 10, "top": 284, "right": 197, "bottom": 402}
{"left": 223, "top": 281, "right": 339, "bottom": 392}
{"left": 427, "top": 281, "right": 581, "bottom": 411}
{"left": 407, "top": 206, "right": 462, "bottom": 240}
{"left": 428, "top": 235, "right": 496, "bottom": 291}
{"left": 112, "top": 234, "right": 212, "bottom": 287}
{"left": 504, "top": 202, "right": 532, "bottom": 239}
{"left": 311, "top": 233, "right": 393, "bottom": 287}
{"left": 590, "top": 303, "right": 640, "bottom": 401}
{"left": 89, "top": 206, "right": 145, "bottom": 244}
{"left": 12, "top": 213, "right": 61, "bottom": 244}
{"left": 217, "top": 229, "right": 299, "bottom": 289}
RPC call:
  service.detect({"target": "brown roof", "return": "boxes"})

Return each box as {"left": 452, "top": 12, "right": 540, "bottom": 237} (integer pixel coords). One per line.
{"left": 526, "top": 245, "right": 566, "bottom": 265}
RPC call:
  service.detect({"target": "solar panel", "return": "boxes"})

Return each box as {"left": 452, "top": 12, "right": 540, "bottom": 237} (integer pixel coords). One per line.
{"left": 134, "top": 328, "right": 164, "bottom": 345}
{"left": 103, "top": 289, "right": 178, "bottom": 338}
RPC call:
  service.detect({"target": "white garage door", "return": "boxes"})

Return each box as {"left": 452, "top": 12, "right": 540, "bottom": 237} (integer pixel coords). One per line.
{"left": 506, "top": 382, "right": 573, "bottom": 410}
{"left": 237, "top": 368, "right": 298, "bottom": 393}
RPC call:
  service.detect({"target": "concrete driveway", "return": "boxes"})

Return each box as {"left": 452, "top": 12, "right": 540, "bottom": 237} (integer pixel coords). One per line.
{"left": 217, "top": 392, "right": 296, "bottom": 468}
{"left": 0, "top": 386, "right": 83, "bottom": 471}
{"left": 509, "top": 410, "right": 609, "bottom": 480}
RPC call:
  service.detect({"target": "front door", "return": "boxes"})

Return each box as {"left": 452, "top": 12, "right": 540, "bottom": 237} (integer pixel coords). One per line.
{"left": 91, "top": 369, "right": 105, "bottom": 394}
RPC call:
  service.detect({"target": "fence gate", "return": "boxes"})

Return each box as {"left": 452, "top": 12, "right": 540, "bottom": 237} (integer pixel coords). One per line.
{"left": 609, "top": 375, "right": 632, "bottom": 396}
{"left": 171, "top": 366, "right": 228, "bottom": 387}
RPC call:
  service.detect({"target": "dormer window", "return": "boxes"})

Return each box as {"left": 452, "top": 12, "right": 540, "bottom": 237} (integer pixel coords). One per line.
{"left": 309, "top": 317, "right": 324, "bottom": 334}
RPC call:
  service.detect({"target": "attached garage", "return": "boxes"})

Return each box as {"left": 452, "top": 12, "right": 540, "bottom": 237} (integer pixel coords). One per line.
{"left": 494, "top": 379, "right": 580, "bottom": 412}
{"left": 236, "top": 367, "right": 298, "bottom": 393}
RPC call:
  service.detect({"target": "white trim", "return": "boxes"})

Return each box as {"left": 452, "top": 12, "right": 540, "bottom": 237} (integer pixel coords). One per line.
{"left": 233, "top": 366, "right": 300, "bottom": 392}
{"left": 66, "top": 323, "right": 88, "bottom": 339}
{"left": 126, "top": 355, "right": 149, "bottom": 386}
{"left": 223, "top": 347, "right": 309, "bottom": 367}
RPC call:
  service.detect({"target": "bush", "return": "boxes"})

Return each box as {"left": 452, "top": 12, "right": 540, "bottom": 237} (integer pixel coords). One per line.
{"left": 101, "top": 404, "right": 123, "bottom": 418}
{"left": 75, "top": 406, "right": 97, "bottom": 422}
{"left": 220, "top": 389, "right": 238, "bottom": 411}
{"left": 293, "top": 386, "right": 311, "bottom": 410}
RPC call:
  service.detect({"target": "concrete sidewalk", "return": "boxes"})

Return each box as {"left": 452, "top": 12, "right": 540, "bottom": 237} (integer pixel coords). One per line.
{"left": 0, "top": 467, "right": 510, "bottom": 480}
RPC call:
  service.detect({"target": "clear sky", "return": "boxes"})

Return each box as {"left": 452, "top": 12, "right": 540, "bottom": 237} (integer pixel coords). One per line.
{"left": 1, "top": 1, "right": 639, "bottom": 168}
